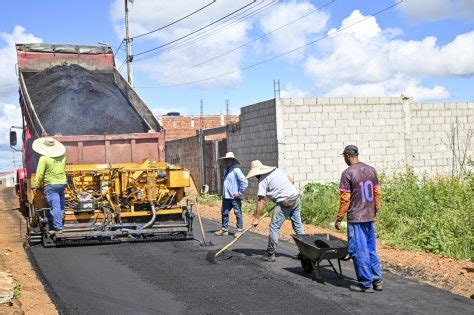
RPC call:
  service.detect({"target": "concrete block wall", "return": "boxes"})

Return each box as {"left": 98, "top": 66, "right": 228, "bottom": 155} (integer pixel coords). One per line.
{"left": 276, "top": 97, "right": 408, "bottom": 187}
{"left": 165, "top": 135, "right": 202, "bottom": 188}
{"left": 410, "top": 102, "right": 473, "bottom": 175}
{"left": 227, "top": 99, "right": 278, "bottom": 195}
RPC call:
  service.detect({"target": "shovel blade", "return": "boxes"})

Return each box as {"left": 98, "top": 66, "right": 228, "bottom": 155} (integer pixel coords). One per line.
{"left": 206, "top": 250, "right": 218, "bottom": 264}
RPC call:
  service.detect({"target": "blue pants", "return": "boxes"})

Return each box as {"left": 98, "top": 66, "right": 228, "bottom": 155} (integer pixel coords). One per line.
{"left": 221, "top": 199, "right": 243, "bottom": 231}
{"left": 267, "top": 198, "right": 305, "bottom": 255}
{"left": 347, "top": 222, "right": 382, "bottom": 288}
{"left": 44, "top": 184, "right": 66, "bottom": 230}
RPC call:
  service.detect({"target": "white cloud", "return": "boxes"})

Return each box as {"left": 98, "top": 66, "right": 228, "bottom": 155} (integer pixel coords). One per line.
{"left": 0, "top": 26, "right": 42, "bottom": 98}
{"left": 397, "top": 0, "right": 474, "bottom": 22}
{"left": 259, "top": 0, "right": 329, "bottom": 61}
{"left": 280, "top": 82, "right": 310, "bottom": 98}
{"left": 110, "top": 0, "right": 252, "bottom": 87}
{"left": 304, "top": 10, "right": 474, "bottom": 102}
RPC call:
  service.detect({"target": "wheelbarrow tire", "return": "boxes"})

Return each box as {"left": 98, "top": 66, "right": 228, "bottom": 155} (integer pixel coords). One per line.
{"left": 300, "top": 257, "right": 314, "bottom": 273}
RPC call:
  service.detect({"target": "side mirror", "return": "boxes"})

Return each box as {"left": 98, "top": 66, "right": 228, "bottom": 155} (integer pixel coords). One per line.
{"left": 10, "top": 131, "right": 17, "bottom": 147}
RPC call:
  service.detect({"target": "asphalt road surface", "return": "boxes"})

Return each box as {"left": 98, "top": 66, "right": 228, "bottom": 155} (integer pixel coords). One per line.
{"left": 29, "top": 219, "right": 473, "bottom": 314}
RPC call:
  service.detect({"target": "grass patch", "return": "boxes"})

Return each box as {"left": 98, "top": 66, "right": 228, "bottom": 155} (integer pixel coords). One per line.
{"left": 13, "top": 284, "right": 21, "bottom": 300}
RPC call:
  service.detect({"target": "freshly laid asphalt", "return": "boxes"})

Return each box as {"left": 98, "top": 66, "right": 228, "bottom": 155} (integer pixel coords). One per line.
{"left": 29, "top": 219, "right": 473, "bottom": 314}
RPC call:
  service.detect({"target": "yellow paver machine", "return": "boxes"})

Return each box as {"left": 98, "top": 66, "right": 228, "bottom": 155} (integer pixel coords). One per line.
{"left": 28, "top": 161, "right": 194, "bottom": 247}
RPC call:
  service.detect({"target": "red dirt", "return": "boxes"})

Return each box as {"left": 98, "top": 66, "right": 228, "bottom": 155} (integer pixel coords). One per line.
{"left": 197, "top": 201, "right": 473, "bottom": 298}
{"left": 0, "top": 188, "right": 57, "bottom": 314}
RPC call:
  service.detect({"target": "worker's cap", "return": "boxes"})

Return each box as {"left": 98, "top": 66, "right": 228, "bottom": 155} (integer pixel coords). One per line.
{"left": 341, "top": 145, "right": 359, "bottom": 156}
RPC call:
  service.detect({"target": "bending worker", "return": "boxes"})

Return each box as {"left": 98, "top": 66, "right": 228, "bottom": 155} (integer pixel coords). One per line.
{"left": 32, "top": 137, "right": 67, "bottom": 234}
{"left": 247, "top": 160, "right": 304, "bottom": 262}
{"left": 335, "top": 145, "right": 382, "bottom": 293}
{"left": 215, "top": 152, "right": 248, "bottom": 238}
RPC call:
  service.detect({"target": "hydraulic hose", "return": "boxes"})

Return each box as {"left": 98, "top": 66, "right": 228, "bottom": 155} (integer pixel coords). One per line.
{"left": 141, "top": 202, "right": 156, "bottom": 230}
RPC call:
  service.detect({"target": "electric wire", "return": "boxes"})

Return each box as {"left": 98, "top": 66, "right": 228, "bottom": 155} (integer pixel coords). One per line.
{"left": 131, "top": 0, "right": 217, "bottom": 39}
{"left": 114, "top": 39, "right": 124, "bottom": 56}
{"left": 0, "top": 82, "right": 17, "bottom": 88}
{"left": 158, "top": 0, "right": 335, "bottom": 81}
{"left": 134, "top": 0, "right": 257, "bottom": 57}
{"left": 134, "top": 0, "right": 277, "bottom": 61}
{"left": 136, "top": 0, "right": 404, "bottom": 89}
{"left": 117, "top": 59, "right": 127, "bottom": 72}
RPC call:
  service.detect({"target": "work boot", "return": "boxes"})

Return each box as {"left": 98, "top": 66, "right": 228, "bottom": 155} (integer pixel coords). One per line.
{"left": 349, "top": 284, "right": 374, "bottom": 293}
{"left": 373, "top": 280, "right": 383, "bottom": 291}
{"left": 214, "top": 230, "right": 229, "bottom": 236}
{"left": 261, "top": 252, "right": 276, "bottom": 262}
{"left": 49, "top": 229, "right": 63, "bottom": 235}
{"left": 234, "top": 230, "right": 243, "bottom": 238}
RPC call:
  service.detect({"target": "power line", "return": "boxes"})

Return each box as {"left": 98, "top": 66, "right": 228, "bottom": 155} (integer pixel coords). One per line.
{"left": 114, "top": 39, "right": 124, "bottom": 56}
{"left": 0, "top": 82, "right": 17, "bottom": 88}
{"left": 136, "top": 1, "right": 404, "bottom": 89}
{"left": 134, "top": 0, "right": 257, "bottom": 57}
{"left": 131, "top": 1, "right": 217, "bottom": 40}
{"left": 159, "top": 0, "right": 334, "bottom": 81}
{"left": 118, "top": 59, "right": 127, "bottom": 72}
{"left": 134, "top": 0, "right": 277, "bottom": 62}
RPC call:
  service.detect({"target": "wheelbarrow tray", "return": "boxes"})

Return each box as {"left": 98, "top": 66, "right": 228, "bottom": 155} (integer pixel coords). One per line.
{"left": 292, "top": 234, "right": 348, "bottom": 262}
{"left": 292, "top": 234, "right": 349, "bottom": 281}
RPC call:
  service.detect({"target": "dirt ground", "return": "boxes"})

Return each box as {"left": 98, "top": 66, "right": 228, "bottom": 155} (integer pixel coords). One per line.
{"left": 0, "top": 188, "right": 56, "bottom": 314}
{"left": 196, "top": 201, "right": 473, "bottom": 298}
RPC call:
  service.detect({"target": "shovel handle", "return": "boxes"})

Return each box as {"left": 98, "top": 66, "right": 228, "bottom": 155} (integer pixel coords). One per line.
{"left": 214, "top": 204, "right": 276, "bottom": 258}
{"left": 214, "top": 225, "right": 253, "bottom": 257}
{"left": 194, "top": 197, "right": 207, "bottom": 243}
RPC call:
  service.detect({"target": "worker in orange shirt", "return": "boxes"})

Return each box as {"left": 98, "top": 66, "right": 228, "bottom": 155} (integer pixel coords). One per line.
{"left": 335, "top": 145, "right": 382, "bottom": 293}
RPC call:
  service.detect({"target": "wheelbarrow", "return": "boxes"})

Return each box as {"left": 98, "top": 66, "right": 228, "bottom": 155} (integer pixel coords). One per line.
{"left": 292, "top": 234, "right": 351, "bottom": 282}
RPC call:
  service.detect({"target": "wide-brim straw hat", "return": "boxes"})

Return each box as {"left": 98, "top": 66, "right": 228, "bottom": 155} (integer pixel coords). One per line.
{"left": 32, "top": 137, "right": 66, "bottom": 158}
{"left": 246, "top": 160, "right": 276, "bottom": 179}
{"left": 218, "top": 152, "right": 241, "bottom": 165}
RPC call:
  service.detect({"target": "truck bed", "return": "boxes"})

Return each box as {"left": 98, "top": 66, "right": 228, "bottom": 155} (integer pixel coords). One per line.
{"left": 16, "top": 43, "right": 165, "bottom": 176}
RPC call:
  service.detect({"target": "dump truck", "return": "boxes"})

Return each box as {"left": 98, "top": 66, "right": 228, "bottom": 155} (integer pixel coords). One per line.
{"left": 10, "top": 43, "right": 194, "bottom": 247}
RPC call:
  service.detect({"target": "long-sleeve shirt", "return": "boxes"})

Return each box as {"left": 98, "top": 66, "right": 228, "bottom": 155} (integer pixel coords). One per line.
{"left": 222, "top": 164, "right": 248, "bottom": 199}
{"left": 34, "top": 155, "right": 67, "bottom": 188}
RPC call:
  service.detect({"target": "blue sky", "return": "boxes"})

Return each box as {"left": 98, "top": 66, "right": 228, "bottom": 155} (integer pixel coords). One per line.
{"left": 0, "top": 0, "right": 473, "bottom": 171}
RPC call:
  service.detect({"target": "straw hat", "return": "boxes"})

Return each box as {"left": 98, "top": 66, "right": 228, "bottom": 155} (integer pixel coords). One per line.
{"left": 218, "top": 152, "right": 241, "bottom": 165}
{"left": 246, "top": 160, "right": 276, "bottom": 179}
{"left": 32, "top": 137, "right": 66, "bottom": 158}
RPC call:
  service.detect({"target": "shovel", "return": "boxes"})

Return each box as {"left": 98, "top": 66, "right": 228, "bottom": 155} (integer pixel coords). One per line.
{"left": 206, "top": 205, "right": 276, "bottom": 264}
{"left": 193, "top": 197, "right": 214, "bottom": 247}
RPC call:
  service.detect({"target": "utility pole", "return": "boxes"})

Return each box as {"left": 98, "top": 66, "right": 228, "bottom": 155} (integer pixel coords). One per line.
{"left": 124, "top": 0, "right": 134, "bottom": 87}
{"left": 273, "top": 79, "right": 281, "bottom": 99}
{"left": 225, "top": 99, "right": 230, "bottom": 118}
{"left": 200, "top": 98, "right": 204, "bottom": 128}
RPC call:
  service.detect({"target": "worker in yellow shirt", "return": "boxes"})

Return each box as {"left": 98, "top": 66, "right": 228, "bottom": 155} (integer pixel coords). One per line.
{"left": 32, "top": 137, "right": 67, "bottom": 233}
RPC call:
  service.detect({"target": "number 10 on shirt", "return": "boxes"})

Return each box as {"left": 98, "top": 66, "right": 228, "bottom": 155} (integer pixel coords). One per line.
{"left": 359, "top": 180, "right": 374, "bottom": 202}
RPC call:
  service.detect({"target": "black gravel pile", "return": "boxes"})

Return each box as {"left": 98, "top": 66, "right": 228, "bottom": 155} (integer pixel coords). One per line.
{"left": 25, "top": 65, "right": 149, "bottom": 135}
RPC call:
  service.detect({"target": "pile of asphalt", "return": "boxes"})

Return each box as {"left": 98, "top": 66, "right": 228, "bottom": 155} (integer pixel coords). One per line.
{"left": 25, "top": 65, "right": 149, "bottom": 136}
